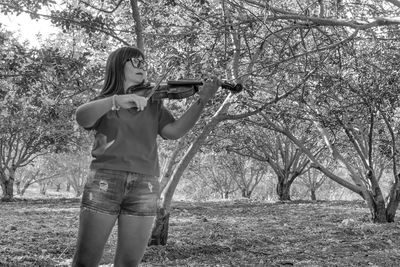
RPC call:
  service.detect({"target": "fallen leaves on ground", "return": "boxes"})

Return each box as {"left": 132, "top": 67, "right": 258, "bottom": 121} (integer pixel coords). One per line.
{"left": 0, "top": 198, "right": 399, "bottom": 266}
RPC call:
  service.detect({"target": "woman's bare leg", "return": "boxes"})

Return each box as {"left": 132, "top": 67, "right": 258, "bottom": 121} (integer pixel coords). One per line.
{"left": 72, "top": 209, "right": 118, "bottom": 267}
{"left": 114, "top": 215, "right": 155, "bottom": 267}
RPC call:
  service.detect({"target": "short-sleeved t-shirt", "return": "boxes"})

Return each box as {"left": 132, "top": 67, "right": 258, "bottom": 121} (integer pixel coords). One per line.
{"left": 85, "top": 99, "right": 175, "bottom": 177}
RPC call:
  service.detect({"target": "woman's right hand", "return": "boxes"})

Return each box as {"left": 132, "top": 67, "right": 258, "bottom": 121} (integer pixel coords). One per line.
{"left": 115, "top": 94, "right": 148, "bottom": 111}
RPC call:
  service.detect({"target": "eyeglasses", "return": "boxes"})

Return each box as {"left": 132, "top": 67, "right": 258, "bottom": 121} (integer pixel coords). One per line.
{"left": 127, "top": 57, "right": 148, "bottom": 70}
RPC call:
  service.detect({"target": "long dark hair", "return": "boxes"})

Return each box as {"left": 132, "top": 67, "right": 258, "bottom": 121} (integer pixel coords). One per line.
{"left": 99, "top": 46, "right": 145, "bottom": 97}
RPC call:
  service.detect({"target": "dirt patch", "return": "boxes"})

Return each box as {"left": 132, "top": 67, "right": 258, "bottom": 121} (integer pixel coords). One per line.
{"left": 0, "top": 198, "right": 399, "bottom": 266}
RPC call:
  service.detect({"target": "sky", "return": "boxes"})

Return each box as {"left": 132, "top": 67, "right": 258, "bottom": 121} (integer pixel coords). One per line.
{"left": 0, "top": 13, "right": 59, "bottom": 47}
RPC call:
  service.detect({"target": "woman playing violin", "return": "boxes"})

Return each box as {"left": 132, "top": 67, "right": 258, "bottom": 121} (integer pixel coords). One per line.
{"left": 72, "top": 46, "right": 220, "bottom": 267}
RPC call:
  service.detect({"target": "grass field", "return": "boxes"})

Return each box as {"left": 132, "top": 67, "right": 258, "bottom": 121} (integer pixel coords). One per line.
{"left": 1, "top": 198, "right": 400, "bottom": 266}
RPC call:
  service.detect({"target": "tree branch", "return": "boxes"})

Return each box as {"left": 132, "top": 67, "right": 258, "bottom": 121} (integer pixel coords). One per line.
{"left": 230, "top": 0, "right": 400, "bottom": 30}
{"left": 130, "top": 0, "right": 144, "bottom": 50}
{"left": 80, "top": 0, "right": 124, "bottom": 13}
{"left": 385, "top": 0, "right": 400, "bottom": 9}
{"left": 0, "top": 4, "right": 130, "bottom": 46}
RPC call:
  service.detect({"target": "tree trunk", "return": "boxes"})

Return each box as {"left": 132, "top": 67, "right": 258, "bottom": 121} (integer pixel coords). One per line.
{"left": 75, "top": 188, "right": 83, "bottom": 197}
{"left": 15, "top": 181, "right": 21, "bottom": 195}
{"left": 20, "top": 183, "right": 30, "bottom": 196}
{"left": 276, "top": 180, "right": 291, "bottom": 201}
{"left": 149, "top": 134, "right": 211, "bottom": 245}
{"left": 371, "top": 198, "right": 387, "bottom": 223}
{"left": 1, "top": 178, "right": 14, "bottom": 201}
{"left": 1, "top": 167, "right": 15, "bottom": 201}
{"left": 362, "top": 181, "right": 400, "bottom": 223}
{"left": 310, "top": 189, "right": 317, "bottom": 201}
{"left": 361, "top": 188, "right": 387, "bottom": 223}
{"left": 386, "top": 184, "right": 400, "bottom": 222}
{"left": 159, "top": 138, "right": 186, "bottom": 193}
{"left": 365, "top": 171, "right": 388, "bottom": 223}
{"left": 241, "top": 188, "right": 251, "bottom": 198}
{"left": 224, "top": 191, "right": 229, "bottom": 199}
{"left": 148, "top": 207, "right": 170, "bottom": 246}
{"left": 149, "top": 99, "right": 232, "bottom": 246}
{"left": 40, "top": 184, "right": 47, "bottom": 195}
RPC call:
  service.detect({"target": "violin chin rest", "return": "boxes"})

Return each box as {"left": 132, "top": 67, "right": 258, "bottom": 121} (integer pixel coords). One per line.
{"left": 221, "top": 82, "right": 243, "bottom": 93}
{"left": 232, "top": 84, "right": 243, "bottom": 93}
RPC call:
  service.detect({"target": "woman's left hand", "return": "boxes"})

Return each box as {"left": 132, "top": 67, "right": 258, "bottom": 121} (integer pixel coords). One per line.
{"left": 198, "top": 76, "right": 221, "bottom": 103}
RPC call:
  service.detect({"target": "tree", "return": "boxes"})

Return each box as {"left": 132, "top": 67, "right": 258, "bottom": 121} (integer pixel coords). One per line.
{"left": 227, "top": 155, "right": 267, "bottom": 199}
{"left": 191, "top": 152, "right": 239, "bottom": 199}
{"left": 260, "top": 36, "right": 400, "bottom": 222}
{"left": 299, "top": 168, "right": 328, "bottom": 201}
{"left": 228, "top": 124, "right": 312, "bottom": 201}
{"left": 56, "top": 152, "right": 91, "bottom": 197}
{"left": 0, "top": 26, "right": 98, "bottom": 200}
{"left": 14, "top": 156, "right": 62, "bottom": 196}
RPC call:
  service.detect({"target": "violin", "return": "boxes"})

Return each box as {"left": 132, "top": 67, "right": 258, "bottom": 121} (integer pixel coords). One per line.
{"left": 126, "top": 80, "right": 243, "bottom": 100}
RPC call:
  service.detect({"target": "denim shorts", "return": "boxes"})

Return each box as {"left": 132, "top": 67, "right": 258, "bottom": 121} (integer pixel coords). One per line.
{"left": 81, "top": 169, "right": 159, "bottom": 216}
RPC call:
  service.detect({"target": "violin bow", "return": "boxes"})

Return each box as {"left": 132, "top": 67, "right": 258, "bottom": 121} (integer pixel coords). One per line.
{"left": 146, "top": 66, "right": 173, "bottom": 100}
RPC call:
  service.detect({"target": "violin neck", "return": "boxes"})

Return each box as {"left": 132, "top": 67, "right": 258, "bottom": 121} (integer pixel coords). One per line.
{"left": 167, "top": 80, "right": 202, "bottom": 86}
{"left": 167, "top": 80, "right": 242, "bottom": 93}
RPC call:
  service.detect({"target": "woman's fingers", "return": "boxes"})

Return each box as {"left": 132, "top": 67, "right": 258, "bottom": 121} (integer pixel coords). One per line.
{"left": 200, "top": 76, "right": 220, "bottom": 101}
{"left": 131, "top": 95, "right": 148, "bottom": 111}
